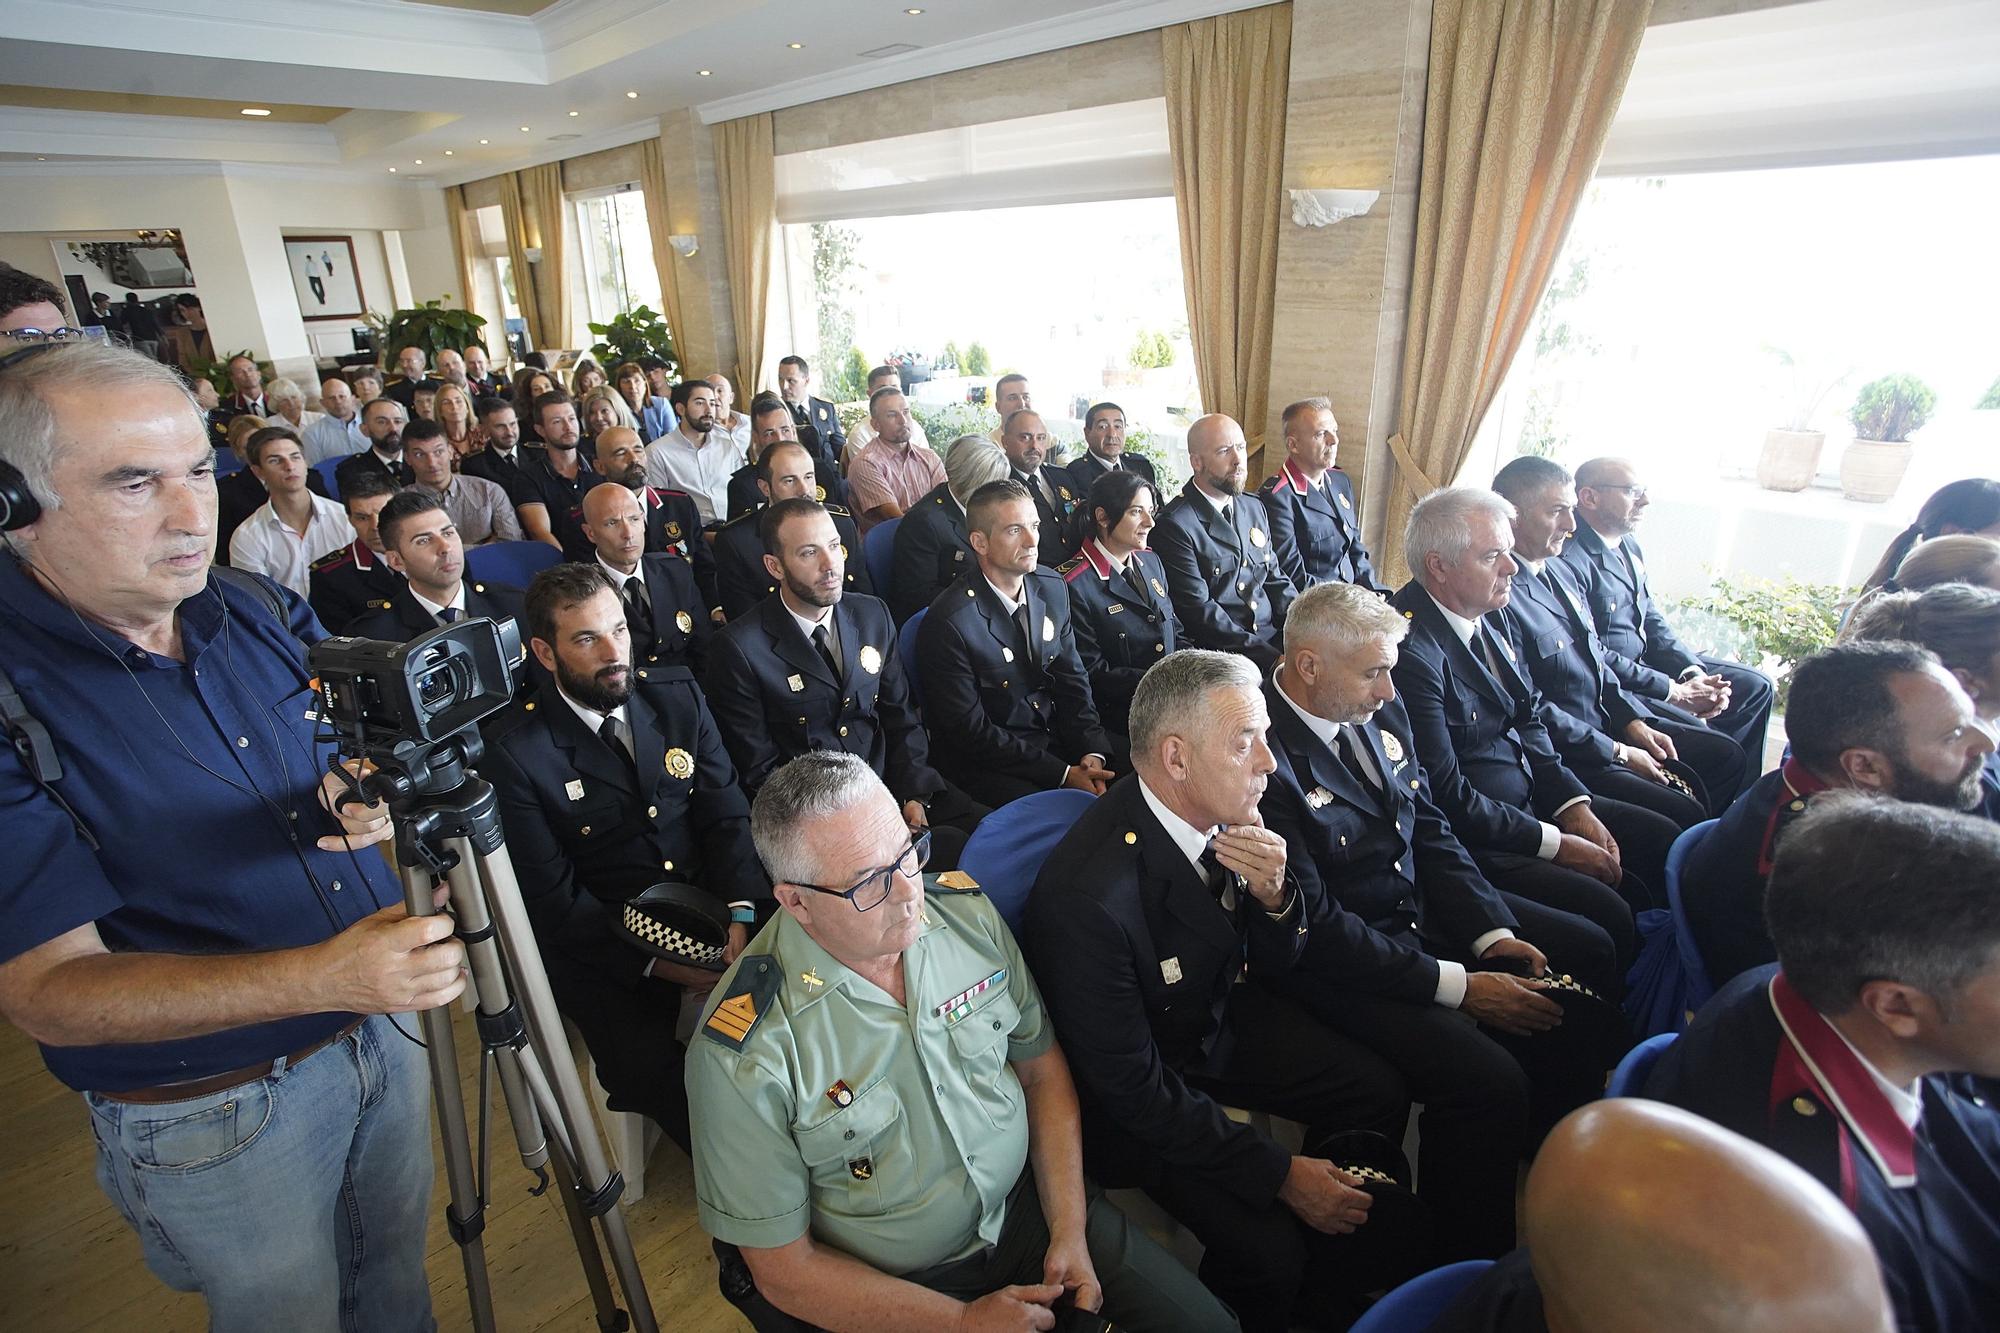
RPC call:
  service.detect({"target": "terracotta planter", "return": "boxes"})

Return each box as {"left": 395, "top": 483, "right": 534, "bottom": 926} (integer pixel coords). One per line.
{"left": 1839, "top": 438, "right": 1915, "bottom": 503}
{"left": 1755, "top": 429, "right": 1823, "bottom": 492}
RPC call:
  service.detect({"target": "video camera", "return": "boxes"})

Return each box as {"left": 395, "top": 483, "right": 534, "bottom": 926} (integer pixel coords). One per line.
{"left": 309, "top": 617, "right": 524, "bottom": 758}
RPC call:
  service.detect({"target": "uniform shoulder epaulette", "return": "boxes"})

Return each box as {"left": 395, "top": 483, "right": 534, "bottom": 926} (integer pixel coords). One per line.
{"left": 311, "top": 546, "right": 356, "bottom": 573}
{"left": 930, "top": 870, "right": 983, "bottom": 895}
{"left": 719, "top": 506, "right": 760, "bottom": 528}
{"left": 654, "top": 485, "right": 695, "bottom": 499}
{"left": 702, "top": 953, "right": 781, "bottom": 1051}
{"left": 482, "top": 694, "right": 538, "bottom": 742}
{"left": 1056, "top": 555, "right": 1085, "bottom": 579}
{"left": 825, "top": 502, "right": 851, "bottom": 517}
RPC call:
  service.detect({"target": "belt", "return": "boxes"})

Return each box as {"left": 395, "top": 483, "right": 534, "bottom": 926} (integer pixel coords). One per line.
{"left": 96, "top": 1017, "right": 366, "bottom": 1105}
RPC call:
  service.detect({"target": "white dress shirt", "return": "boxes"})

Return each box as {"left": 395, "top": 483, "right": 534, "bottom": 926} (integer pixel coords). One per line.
{"left": 410, "top": 584, "right": 469, "bottom": 624}
{"left": 643, "top": 427, "right": 744, "bottom": 524}
{"left": 226, "top": 493, "right": 355, "bottom": 598}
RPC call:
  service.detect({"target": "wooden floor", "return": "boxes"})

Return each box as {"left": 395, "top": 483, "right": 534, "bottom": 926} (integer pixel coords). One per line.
{"left": 0, "top": 1010, "right": 744, "bottom": 1332}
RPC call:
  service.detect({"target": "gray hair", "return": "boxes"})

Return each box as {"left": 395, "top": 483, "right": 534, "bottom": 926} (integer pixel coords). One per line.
{"left": 0, "top": 341, "right": 201, "bottom": 511}
{"left": 1281, "top": 396, "right": 1333, "bottom": 432}
{"left": 1404, "top": 486, "right": 1517, "bottom": 577}
{"left": 1283, "top": 581, "right": 1408, "bottom": 655}
{"left": 750, "top": 751, "right": 890, "bottom": 886}
{"left": 265, "top": 377, "right": 305, "bottom": 408}
{"left": 1128, "top": 649, "right": 1262, "bottom": 762}
{"left": 945, "top": 435, "right": 1010, "bottom": 504}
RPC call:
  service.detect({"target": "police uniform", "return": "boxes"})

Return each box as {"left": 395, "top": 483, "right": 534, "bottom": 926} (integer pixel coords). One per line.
{"left": 632, "top": 484, "right": 718, "bottom": 610}
{"left": 1062, "top": 449, "right": 1156, "bottom": 489}
{"left": 306, "top": 539, "right": 404, "bottom": 635}
{"left": 688, "top": 882, "right": 1236, "bottom": 1331}
{"left": 1677, "top": 759, "right": 1829, "bottom": 991}
{"left": 791, "top": 395, "right": 847, "bottom": 469}
{"left": 603, "top": 551, "right": 710, "bottom": 675}
{"left": 1057, "top": 538, "right": 1180, "bottom": 736}
{"left": 1150, "top": 482, "right": 1296, "bottom": 670}
{"left": 461, "top": 443, "right": 527, "bottom": 496}
{"left": 915, "top": 568, "right": 1113, "bottom": 810}
{"left": 724, "top": 465, "right": 849, "bottom": 524}
{"left": 887, "top": 482, "right": 974, "bottom": 624}
{"left": 1646, "top": 966, "right": 2000, "bottom": 1333}
{"left": 347, "top": 579, "right": 525, "bottom": 644}
{"left": 333, "top": 447, "right": 414, "bottom": 500}
{"left": 711, "top": 502, "right": 868, "bottom": 622}
{"left": 1010, "top": 466, "right": 1082, "bottom": 566}
{"left": 1255, "top": 461, "right": 1378, "bottom": 592}
{"left": 482, "top": 670, "right": 766, "bottom": 1151}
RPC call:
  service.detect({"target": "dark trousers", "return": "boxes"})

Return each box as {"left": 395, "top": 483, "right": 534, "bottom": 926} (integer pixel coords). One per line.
{"left": 1084, "top": 988, "right": 1430, "bottom": 1332}
{"left": 1478, "top": 856, "right": 1633, "bottom": 980}
{"left": 924, "top": 781, "right": 990, "bottom": 869}
{"left": 548, "top": 959, "right": 691, "bottom": 1154}
{"left": 1588, "top": 793, "right": 1683, "bottom": 913}
{"left": 1698, "top": 655, "right": 1774, "bottom": 772}
{"left": 1644, "top": 705, "right": 1755, "bottom": 813}
{"left": 1578, "top": 761, "right": 1707, "bottom": 830}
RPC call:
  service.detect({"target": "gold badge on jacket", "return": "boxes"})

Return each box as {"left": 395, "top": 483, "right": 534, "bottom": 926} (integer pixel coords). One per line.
{"left": 1249, "top": 527, "right": 1266, "bottom": 548}
{"left": 1151, "top": 578, "right": 1166, "bottom": 596}
{"left": 1042, "top": 615, "right": 1055, "bottom": 642}
{"left": 665, "top": 521, "right": 682, "bottom": 540}
{"left": 1380, "top": 732, "right": 1404, "bottom": 763}
{"left": 859, "top": 645, "right": 882, "bottom": 674}
{"left": 787, "top": 674, "right": 805, "bottom": 692}
{"left": 664, "top": 748, "right": 695, "bottom": 780}
{"left": 814, "top": 485, "right": 826, "bottom": 502}
{"left": 675, "top": 609, "right": 694, "bottom": 633}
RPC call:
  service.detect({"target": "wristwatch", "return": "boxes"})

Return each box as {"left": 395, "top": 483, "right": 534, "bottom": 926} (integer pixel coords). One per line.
{"left": 1677, "top": 665, "right": 1705, "bottom": 683}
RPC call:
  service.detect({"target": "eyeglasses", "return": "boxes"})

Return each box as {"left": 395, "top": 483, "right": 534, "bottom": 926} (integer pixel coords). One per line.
{"left": 2, "top": 327, "right": 87, "bottom": 344}
{"left": 794, "top": 829, "right": 931, "bottom": 912}
{"left": 1597, "top": 483, "right": 1649, "bottom": 501}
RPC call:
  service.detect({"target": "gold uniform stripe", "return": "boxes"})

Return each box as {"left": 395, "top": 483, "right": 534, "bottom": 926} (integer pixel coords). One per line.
{"left": 707, "top": 992, "right": 758, "bottom": 1039}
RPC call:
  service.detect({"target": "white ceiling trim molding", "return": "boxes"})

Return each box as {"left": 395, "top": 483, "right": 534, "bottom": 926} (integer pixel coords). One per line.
{"left": 0, "top": 158, "right": 421, "bottom": 185}
{"left": 430, "top": 116, "right": 664, "bottom": 189}
{"left": 0, "top": 106, "right": 340, "bottom": 165}
{"left": 694, "top": 0, "right": 1280, "bottom": 124}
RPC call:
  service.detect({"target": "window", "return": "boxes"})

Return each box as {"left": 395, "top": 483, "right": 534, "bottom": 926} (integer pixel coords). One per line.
{"left": 569, "top": 185, "right": 661, "bottom": 346}
{"left": 467, "top": 204, "right": 523, "bottom": 359}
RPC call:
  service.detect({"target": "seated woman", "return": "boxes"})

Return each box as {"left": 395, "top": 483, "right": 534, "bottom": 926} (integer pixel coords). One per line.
{"left": 264, "top": 377, "right": 324, "bottom": 437}
{"left": 1055, "top": 469, "right": 1183, "bottom": 737}
{"left": 1847, "top": 580, "right": 2000, "bottom": 820}
{"left": 510, "top": 366, "right": 556, "bottom": 443}
{"left": 1858, "top": 477, "right": 2000, "bottom": 596}
{"left": 434, "top": 381, "right": 479, "bottom": 462}
{"left": 613, "top": 360, "right": 676, "bottom": 442}
{"left": 1841, "top": 534, "right": 2000, "bottom": 638}
{"left": 569, "top": 358, "right": 607, "bottom": 400}
{"left": 580, "top": 384, "right": 640, "bottom": 443}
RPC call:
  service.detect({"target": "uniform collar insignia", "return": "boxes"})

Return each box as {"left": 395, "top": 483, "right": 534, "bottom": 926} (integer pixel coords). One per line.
{"left": 1767, "top": 972, "right": 1918, "bottom": 1189}
{"left": 1758, "top": 759, "right": 1835, "bottom": 874}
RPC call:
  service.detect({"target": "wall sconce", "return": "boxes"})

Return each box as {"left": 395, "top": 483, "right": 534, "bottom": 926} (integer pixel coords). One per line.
{"left": 1288, "top": 188, "right": 1380, "bottom": 227}
{"left": 521, "top": 246, "right": 543, "bottom": 264}
{"left": 668, "top": 234, "right": 700, "bottom": 259}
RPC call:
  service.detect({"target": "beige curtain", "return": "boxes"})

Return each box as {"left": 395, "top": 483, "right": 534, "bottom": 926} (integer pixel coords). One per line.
{"left": 711, "top": 112, "right": 778, "bottom": 395}
{"left": 518, "top": 162, "right": 573, "bottom": 350}
{"left": 1377, "top": 0, "right": 1652, "bottom": 583}
{"left": 639, "top": 137, "right": 692, "bottom": 374}
{"left": 496, "top": 172, "right": 547, "bottom": 349}
{"left": 443, "top": 185, "right": 479, "bottom": 318}
{"left": 1163, "top": 4, "right": 1292, "bottom": 468}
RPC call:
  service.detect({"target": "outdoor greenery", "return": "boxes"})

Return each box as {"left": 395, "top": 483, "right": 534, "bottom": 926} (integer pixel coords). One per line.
{"left": 910, "top": 401, "right": 998, "bottom": 448}
{"left": 1675, "top": 573, "right": 1843, "bottom": 709}
{"left": 1977, "top": 374, "right": 2000, "bottom": 410}
{"left": 964, "top": 342, "right": 992, "bottom": 376}
{"left": 377, "top": 300, "right": 488, "bottom": 363}
{"left": 827, "top": 346, "right": 871, "bottom": 403}
{"left": 1129, "top": 329, "right": 1174, "bottom": 370}
{"left": 587, "top": 304, "right": 678, "bottom": 373}
{"left": 811, "top": 223, "right": 862, "bottom": 388}
{"left": 940, "top": 340, "right": 962, "bottom": 371}
{"left": 1763, "top": 344, "right": 1850, "bottom": 431}
{"left": 1847, "top": 373, "right": 1937, "bottom": 442}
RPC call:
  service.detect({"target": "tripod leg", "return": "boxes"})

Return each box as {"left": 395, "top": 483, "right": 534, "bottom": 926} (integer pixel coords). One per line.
{"left": 440, "top": 856, "right": 552, "bottom": 1180}
{"left": 509, "top": 1048, "right": 630, "bottom": 1332}
{"left": 402, "top": 865, "right": 499, "bottom": 1333}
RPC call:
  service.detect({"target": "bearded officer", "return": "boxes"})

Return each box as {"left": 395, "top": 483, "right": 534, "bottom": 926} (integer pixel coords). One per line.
{"left": 712, "top": 439, "right": 867, "bottom": 621}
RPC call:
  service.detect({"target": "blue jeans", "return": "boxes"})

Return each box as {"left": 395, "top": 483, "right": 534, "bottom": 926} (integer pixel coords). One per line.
{"left": 86, "top": 1014, "right": 437, "bottom": 1333}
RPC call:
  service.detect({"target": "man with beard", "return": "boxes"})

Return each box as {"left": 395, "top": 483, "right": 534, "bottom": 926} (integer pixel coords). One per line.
{"left": 580, "top": 483, "right": 710, "bottom": 675}
{"left": 592, "top": 425, "right": 714, "bottom": 605}
{"left": 644, "top": 378, "right": 742, "bottom": 525}
{"left": 994, "top": 409, "right": 1081, "bottom": 566}
{"left": 1680, "top": 641, "right": 1994, "bottom": 988}
{"left": 847, "top": 386, "right": 947, "bottom": 538}
{"left": 481, "top": 563, "right": 767, "bottom": 1152}
{"left": 722, "top": 392, "right": 849, "bottom": 522}
{"left": 334, "top": 397, "right": 415, "bottom": 496}
{"left": 406, "top": 418, "right": 519, "bottom": 546}
{"left": 347, "top": 491, "right": 524, "bottom": 643}
{"left": 1255, "top": 397, "right": 1378, "bottom": 593}
{"left": 711, "top": 438, "right": 867, "bottom": 620}
{"left": 432, "top": 348, "right": 469, "bottom": 395}
{"left": 462, "top": 396, "right": 528, "bottom": 494}
{"left": 513, "top": 391, "right": 603, "bottom": 560}
{"left": 1152, "top": 413, "right": 1297, "bottom": 670}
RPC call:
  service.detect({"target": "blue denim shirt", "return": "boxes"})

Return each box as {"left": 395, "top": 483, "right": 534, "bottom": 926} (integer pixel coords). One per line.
{"left": 0, "top": 556, "right": 399, "bottom": 1091}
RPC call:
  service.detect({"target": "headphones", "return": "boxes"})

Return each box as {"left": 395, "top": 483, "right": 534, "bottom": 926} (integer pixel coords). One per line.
{"left": 0, "top": 340, "right": 62, "bottom": 531}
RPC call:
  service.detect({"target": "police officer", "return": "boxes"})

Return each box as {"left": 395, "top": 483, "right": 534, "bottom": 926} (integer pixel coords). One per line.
{"left": 1255, "top": 397, "right": 1378, "bottom": 593}
{"left": 1062, "top": 401, "right": 1156, "bottom": 488}
{"left": 712, "top": 439, "right": 867, "bottom": 621}
{"left": 1057, "top": 469, "right": 1181, "bottom": 737}
{"left": 997, "top": 409, "right": 1080, "bottom": 566}
{"left": 306, "top": 470, "right": 404, "bottom": 634}
{"left": 333, "top": 397, "right": 415, "bottom": 497}
{"left": 483, "top": 563, "right": 767, "bottom": 1153}
{"left": 724, "top": 393, "right": 849, "bottom": 521}
{"left": 1152, "top": 413, "right": 1297, "bottom": 671}
{"left": 591, "top": 425, "right": 715, "bottom": 607}
{"left": 347, "top": 491, "right": 524, "bottom": 641}
{"left": 687, "top": 752, "right": 1235, "bottom": 1333}
{"left": 916, "top": 480, "right": 1115, "bottom": 810}
{"left": 886, "top": 435, "right": 1010, "bottom": 624}
{"left": 580, "top": 481, "right": 710, "bottom": 675}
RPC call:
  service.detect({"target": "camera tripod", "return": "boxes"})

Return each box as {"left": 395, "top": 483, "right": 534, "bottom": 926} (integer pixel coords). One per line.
{"left": 353, "top": 727, "right": 657, "bottom": 1333}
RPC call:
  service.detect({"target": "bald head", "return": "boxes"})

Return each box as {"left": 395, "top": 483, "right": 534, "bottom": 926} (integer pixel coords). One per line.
{"left": 582, "top": 481, "right": 647, "bottom": 572}
{"left": 1186, "top": 413, "right": 1249, "bottom": 497}
{"left": 1527, "top": 1100, "right": 1893, "bottom": 1333}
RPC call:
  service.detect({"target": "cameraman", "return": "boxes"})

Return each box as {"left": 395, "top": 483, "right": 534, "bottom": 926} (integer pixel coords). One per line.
{"left": 0, "top": 342, "right": 464, "bottom": 1331}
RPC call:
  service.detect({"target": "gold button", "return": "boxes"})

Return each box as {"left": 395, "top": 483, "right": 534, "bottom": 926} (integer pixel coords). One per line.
{"left": 1791, "top": 1096, "right": 1817, "bottom": 1117}
{"left": 663, "top": 860, "right": 674, "bottom": 871}
{"left": 839, "top": 726, "right": 849, "bottom": 737}
{"left": 1410, "top": 780, "right": 1420, "bottom": 789}
{"left": 580, "top": 825, "right": 592, "bottom": 836}
{"left": 1124, "top": 831, "right": 1137, "bottom": 844}
{"left": 647, "top": 806, "right": 657, "bottom": 819}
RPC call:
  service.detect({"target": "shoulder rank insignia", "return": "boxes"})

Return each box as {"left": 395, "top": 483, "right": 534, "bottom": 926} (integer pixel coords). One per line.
{"left": 1056, "top": 556, "right": 1083, "bottom": 575}
{"left": 702, "top": 954, "right": 780, "bottom": 1050}
{"left": 932, "top": 870, "right": 981, "bottom": 892}
{"left": 1379, "top": 732, "right": 1404, "bottom": 763}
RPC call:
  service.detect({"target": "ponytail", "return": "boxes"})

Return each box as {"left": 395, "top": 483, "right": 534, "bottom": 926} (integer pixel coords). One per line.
{"left": 1861, "top": 523, "right": 1923, "bottom": 593}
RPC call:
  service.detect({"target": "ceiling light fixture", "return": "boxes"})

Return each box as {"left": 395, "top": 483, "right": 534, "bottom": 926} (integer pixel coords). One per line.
{"left": 698, "top": 69, "right": 712, "bottom": 76}
{"left": 479, "top": 138, "right": 490, "bottom": 144}
{"left": 787, "top": 42, "right": 803, "bottom": 49}
{"left": 444, "top": 150, "right": 454, "bottom": 156}
{"left": 626, "top": 90, "right": 639, "bottom": 98}
{"left": 240, "top": 107, "right": 272, "bottom": 117}
{"left": 568, "top": 110, "right": 580, "bottom": 117}
{"left": 906, "top": 7, "right": 924, "bottom": 12}
{"left": 388, "top": 166, "right": 398, "bottom": 172}
{"left": 520, "top": 125, "right": 531, "bottom": 132}
{"left": 414, "top": 159, "right": 423, "bottom": 165}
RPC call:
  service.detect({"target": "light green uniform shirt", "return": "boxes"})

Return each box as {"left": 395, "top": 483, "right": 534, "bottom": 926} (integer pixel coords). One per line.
{"left": 687, "top": 886, "right": 1053, "bottom": 1274}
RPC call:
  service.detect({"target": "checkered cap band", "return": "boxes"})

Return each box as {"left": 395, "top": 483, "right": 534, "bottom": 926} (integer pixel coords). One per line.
{"left": 620, "top": 904, "right": 726, "bottom": 966}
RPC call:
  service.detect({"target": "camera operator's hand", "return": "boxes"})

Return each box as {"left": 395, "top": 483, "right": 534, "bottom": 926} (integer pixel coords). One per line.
{"left": 316, "top": 759, "right": 393, "bottom": 852}
{"left": 314, "top": 904, "right": 466, "bottom": 1014}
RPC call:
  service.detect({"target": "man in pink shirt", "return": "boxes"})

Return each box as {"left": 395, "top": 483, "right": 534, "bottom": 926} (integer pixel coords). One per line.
{"left": 846, "top": 386, "right": 947, "bottom": 538}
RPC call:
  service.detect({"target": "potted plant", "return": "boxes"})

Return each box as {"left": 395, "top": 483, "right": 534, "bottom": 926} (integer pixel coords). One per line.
{"left": 1840, "top": 373, "right": 1936, "bottom": 503}
{"left": 587, "top": 305, "right": 678, "bottom": 377}
{"left": 1756, "top": 347, "right": 1846, "bottom": 492}
{"left": 379, "top": 299, "right": 488, "bottom": 367}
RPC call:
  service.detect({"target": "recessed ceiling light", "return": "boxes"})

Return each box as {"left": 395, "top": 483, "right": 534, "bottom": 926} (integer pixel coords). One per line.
{"left": 698, "top": 68, "right": 712, "bottom": 76}
{"left": 906, "top": 6, "right": 924, "bottom": 12}
{"left": 414, "top": 159, "right": 423, "bottom": 165}
{"left": 240, "top": 107, "right": 272, "bottom": 117}
{"left": 36, "top": 156, "right": 47, "bottom": 161}
{"left": 787, "top": 42, "right": 803, "bottom": 49}
{"left": 520, "top": 126, "right": 531, "bottom": 132}
{"left": 478, "top": 138, "right": 490, "bottom": 145}
{"left": 568, "top": 110, "right": 579, "bottom": 117}
{"left": 626, "top": 90, "right": 639, "bottom": 99}
{"left": 444, "top": 149, "right": 454, "bottom": 156}
{"left": 388, "top": 166, "right": 397, "bottom": 173}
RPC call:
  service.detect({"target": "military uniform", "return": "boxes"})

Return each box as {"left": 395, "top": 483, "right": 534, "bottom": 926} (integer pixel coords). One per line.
{"left": 887, "top": 483, "right": 974, "bottom": 624}
{"left": 1677, "top": 759, "right": 1830, "bottom": 991}
{"left": 482, "top": 669, "right": 766, "bottom": 1150}
{"left": 593, "top": 551, "right": 709, "bottom": 675}
{"left": 723, "top": 465, "right": 849, "bottom": 524}
{"left": 688, "top": 883, "right": 1235, "bottom": 1331}
{"left": 1150, "top": 483, "right": 1296, "bottom": 670}
{"left": 915, "top": 568, "right": 1113, "bottom": 809}
{"left": 1255, "top": 462, "right": 1379, "bottom": 593}
{"left": 1057, "top": 538, "right": 1180, "bottom": 737}
{"left": 306, "top": 539, "right": 403, "bottom": 635}
{"left": 711, "top": 503, "right": 868, "bottom": 622}
{"left": 333, "top": 447, "right": 414, "bottom": 500}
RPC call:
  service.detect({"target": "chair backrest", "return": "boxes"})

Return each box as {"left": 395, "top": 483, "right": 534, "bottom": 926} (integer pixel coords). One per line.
{"left": 956, "top": 788, "right": 1098, "bottom": 931}
{"left": 1348, "top": 1259, "right": 1496, "bottom": 1333}
{"left": 312, "top": 458, "right": 342, "bottom": 500}
{"left": 465, "top": 539, "right": 563, "bottom": 588}
{"left": 1607, "top": 1030, "right": 1678, "bottom": 1098}
{"left": 864, "top": 516, "right": 900, "bottom": 602}
{"left": 897, "top": 607, "right": 927, "bottom": 711}
{"left": 213, "top": 448, "right": 247, "bottom": 477}
{"left": 1665, "top": 818, "right": 1721, "bottom": 1015}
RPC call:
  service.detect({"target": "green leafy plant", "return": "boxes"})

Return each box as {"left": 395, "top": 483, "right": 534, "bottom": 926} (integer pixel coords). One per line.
{"left": 836, "top": 398, "right": 871, "bottom": 438}
{"left": 825, "top": 346, "right": 871, "bottom": 403}
{"left": 1674, "top": 573, "right": 1843, "bottom": 709}
{"left": 963, "top": 341, "right": 992, "bottom": 376}
{"left": 939, "top": 340, "right": 962, "bottom": 371}
{"left": 1129, "top": 329, "right": 1174, "bottom": 370}
{"left": 1977, "top": 374, "right": 2000, "bottom": 410}
{"left": 911, "top": 401, "right": 997, "bottom": 449}
{"left": 382, "top": 299, "right": 488, "bottom": 365}
{"left": 586, "top": 305, "right": 677, "bottom": 375}
{"left": 1847, "top": 373, "right": 1937, "bottom": 443}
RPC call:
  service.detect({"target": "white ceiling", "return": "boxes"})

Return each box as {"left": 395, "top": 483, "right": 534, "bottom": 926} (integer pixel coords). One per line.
{"left": 0, "top": 0, "right": 1268, "bottom": 184}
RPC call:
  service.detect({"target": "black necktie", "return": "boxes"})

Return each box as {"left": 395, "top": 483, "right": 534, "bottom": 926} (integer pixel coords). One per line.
{"left": 1017, "top": 470, "right": 1051, "bottom": 510}
{"left": 1474, "top": 623, "right": 1506, "bottom": 679}
{"left": 623, "top": 576, "right": 655, "bottom": 654}
{"left": 1198, "top": 842, "right": 1240, "bottom": 911}
{"left": 598, "top": 714, "right": 636, "bottom": 779}
{"left": 439, "top": 606, "right": 462, "bottom": 624}
{"left": 813, "top": 623, "right": 841, "bottom": 680}
{"left": 1337, "top": 726, "right": 1380, "bottom": 793}
{"left": 1013, "top": 604, "right": 1038, "bottom": 667}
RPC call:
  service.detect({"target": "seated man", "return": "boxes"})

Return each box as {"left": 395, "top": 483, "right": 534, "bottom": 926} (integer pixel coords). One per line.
{"left": 687, "top": 753, "right": 1235, "bottom": 1333}
{"left": 227, "top": 426, "right": 355, "bottom": 597}
{"left": 1022, "top": 650, "right": 1429, "bottom": 1332}
{"left": 404, "top": 417, "right": 520, "bottom": 546}
{"left": 712, "top": 438, "right": 867, "bottom": 621}
{"left": 1559, "top": 457, "right": 1775, "bottom": 765}
{"left": 1494, "top": 456, "right": 1743, "bottom": 818}
{"left": 1432, "top": 1100, "right": 1898, "bottom": 1333}
{"left": 886, "top": 434, "right": 1011, "bottom": 623}
{"left": 994, "top": 409, "right": 1080, "bottom": 566}
{"left": 348, "top": 492, "right": 523, "bottom": 641}
{"left": 461, "top": 395, "right": 529, "bottom": 495}
{"left": 333, "top": 397, "right": 414, "bottom": 497}
{"left": 1680, "top": 641, "right": 1993, "bottom": 988}
{"left": 1152, "top": 413, "right": 1296, "bottom": 671}
{"left": 580, "top": 482, "right": 710, "bottom": 675}
{"left": 1393, "top": 487, "right": 1683, "bottom": 965}
{"left": 484, "top": 564, "right": 767, "bottom": 1153}
{"left": 1060, "top": 400, "right": 1156, "bottom": 488}
{"left": 308, "top": 470, "right": 404, "bottom": 634}
{"left": 513, "top": 391, "right": 603, "bottom": 560}
{"left": 592, "top": 425, "right": 713, "bottom": 605}
{"left": 725, "top": 391, "right": 849, "bottom": 522}
{"left": 1645, "top": 796, "right": 2000, "bottom": 1332}
{"left": 842, "top": 385, "right": 942, "bottom": 539}
{"left": 916, "top": 480, "right": 1115, "bottom": 809}
{"left": 1255, "top": 397, "right": 1379, "bottom": 593}
{"left": 642, "top": 378, "right": 740, "bottom": 526}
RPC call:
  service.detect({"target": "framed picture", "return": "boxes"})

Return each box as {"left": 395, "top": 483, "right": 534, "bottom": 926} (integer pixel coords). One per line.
{"left": 285, "top": 235, "right": 365, "bottom": 321}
